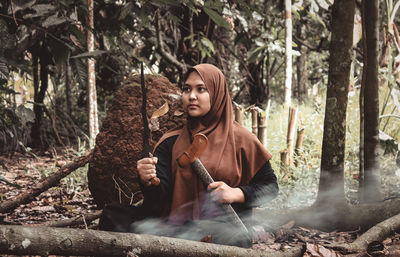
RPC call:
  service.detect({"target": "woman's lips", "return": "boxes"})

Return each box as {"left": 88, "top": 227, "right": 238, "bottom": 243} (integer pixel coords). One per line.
{"left": 188, "top": 104, "right": 199, "bottom": 109}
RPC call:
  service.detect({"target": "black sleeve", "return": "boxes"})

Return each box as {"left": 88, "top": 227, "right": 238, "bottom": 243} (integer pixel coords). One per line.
{"left": 238, "top": 161, "right": 279, "bottom": 208}
{"left": 140, "top": 136, "right": 177, "bottom": 207}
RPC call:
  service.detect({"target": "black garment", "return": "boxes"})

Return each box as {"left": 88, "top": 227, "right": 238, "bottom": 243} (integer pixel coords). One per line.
{"left": 99, "top": 135, "right": 278, "bottom": 248}
{"left": 141, "top": 135, "right": 279, "bottom": 216}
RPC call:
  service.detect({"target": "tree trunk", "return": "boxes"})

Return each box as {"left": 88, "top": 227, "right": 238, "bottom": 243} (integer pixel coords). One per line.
{"left": 31, "top": 44, "right": 51, "bottom": 148}
{"left": 87, "top": 0, "right": 99, "bottom": 146}
{"left": 359, "top": 0, "right": 381, "bottom": 203}
{"left": 284, "top": 0, "right": 292, "bottom": 107}
{"left": 314, "top": 0, "right": 355, "bottom": 218}
{"left": 0, "top": 225, "right": 304, "bottom": 257}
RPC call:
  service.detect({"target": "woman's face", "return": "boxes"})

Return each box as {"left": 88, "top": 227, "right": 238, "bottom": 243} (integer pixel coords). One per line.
{"left": 182, "top": 71, "right": 211, "bottom": 117}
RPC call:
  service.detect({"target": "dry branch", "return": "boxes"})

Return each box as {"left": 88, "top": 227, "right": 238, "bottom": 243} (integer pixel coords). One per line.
{"left": 42, "top": 210, "right": 102, "bottom": 227}
{"left": 0, "top": 151, "right": 92, "bottom": 213}
{"left": 0, "top": 225, "right": 304, "bottom": 257}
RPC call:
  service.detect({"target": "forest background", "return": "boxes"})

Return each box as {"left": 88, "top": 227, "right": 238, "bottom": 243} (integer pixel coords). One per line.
{"left": 0, "top": 0, "right": 400, "bottom": 256}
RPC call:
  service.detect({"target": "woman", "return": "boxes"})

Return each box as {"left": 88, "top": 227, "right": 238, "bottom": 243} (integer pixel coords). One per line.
{"left": 100, "top": 64, "right": 278, "bottom": 247}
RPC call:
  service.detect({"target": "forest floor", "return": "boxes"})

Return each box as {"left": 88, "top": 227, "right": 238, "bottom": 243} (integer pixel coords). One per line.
{"left": 0, "top": 149, "right": 400, "bottom": 257}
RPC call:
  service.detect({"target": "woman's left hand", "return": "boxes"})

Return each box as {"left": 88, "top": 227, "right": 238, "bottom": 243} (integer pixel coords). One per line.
{"left": 207, "top": 181, "right": 245, "bottom": 204}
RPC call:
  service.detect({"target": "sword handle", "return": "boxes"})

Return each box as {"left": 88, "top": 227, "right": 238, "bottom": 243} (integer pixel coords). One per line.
{"left": 191, "top": 159, "right": 249, "bottom": 234}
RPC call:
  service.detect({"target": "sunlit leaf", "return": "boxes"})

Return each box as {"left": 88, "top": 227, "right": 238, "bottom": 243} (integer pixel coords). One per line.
{"left": 0, "top": 58, "right": 9, "bottom": 81}
{"left": 200, "top": 37, "right": 215, "bottom": 53}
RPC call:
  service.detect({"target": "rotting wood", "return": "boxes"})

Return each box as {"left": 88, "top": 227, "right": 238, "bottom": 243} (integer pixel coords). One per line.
{"left": 0, "top": 225, "right": 305, "bottom": 257}
{"left": 0, "top": 151, "right": 92, "bottom": 213}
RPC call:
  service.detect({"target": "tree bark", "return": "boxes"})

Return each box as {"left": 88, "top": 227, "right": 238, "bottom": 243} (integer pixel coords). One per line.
{"left": 314, "top": 0, "right": 355, "bottom": 214}
{"left": 0, "top": 225, "right": 304, "bottom": 257}
{"left": 0, "top": 151, "right": 92, "bottom": 213}
{"left": 87, "top": 0, "right": 99, "bottom": 146}
{"left": 359, "top": 0, "right": 381, "bottom": 203}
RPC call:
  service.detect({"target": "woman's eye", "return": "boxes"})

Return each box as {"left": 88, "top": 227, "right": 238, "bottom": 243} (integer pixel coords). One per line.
{"left": 198, "top": 87, "right": 207, "bottom": 92}
{"left": 182, "top": 87, "right": 190, "bottom": 92}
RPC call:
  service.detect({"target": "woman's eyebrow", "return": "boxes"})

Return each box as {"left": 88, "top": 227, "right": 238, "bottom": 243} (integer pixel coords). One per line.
{"left": 183, "top": 83, "right": 205, "bottom": 87}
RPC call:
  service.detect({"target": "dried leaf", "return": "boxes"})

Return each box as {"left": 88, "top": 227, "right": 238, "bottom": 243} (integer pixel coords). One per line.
{"left": 174, "top": 110, "right": 184, "bottom": 116}
{"left": 306, "top": 243, "right": 342, "bottom": 257}
{"left": 151, "top": 102, "right": 169, "bottom": 119}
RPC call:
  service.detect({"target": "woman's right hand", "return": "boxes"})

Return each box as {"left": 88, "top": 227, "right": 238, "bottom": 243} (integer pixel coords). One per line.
{"left": 137, "top": 157, "right": 158, "bottom": 187}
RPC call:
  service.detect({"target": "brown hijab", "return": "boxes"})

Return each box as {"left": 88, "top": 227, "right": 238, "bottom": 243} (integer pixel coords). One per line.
{"left": 155, "top": 64, "right": 271, "bottom": 224}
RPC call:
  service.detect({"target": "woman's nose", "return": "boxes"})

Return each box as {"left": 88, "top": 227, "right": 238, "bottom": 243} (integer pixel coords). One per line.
{"left": 189, "top": 91, "right": 197, "bottom": 100}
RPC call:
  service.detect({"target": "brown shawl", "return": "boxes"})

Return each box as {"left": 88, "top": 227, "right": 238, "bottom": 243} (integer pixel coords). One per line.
{"left": 154, "top": 64, "right": 271, "bottom": 224}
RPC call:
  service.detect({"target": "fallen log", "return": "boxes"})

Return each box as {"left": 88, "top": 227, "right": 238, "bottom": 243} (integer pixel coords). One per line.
{"left": 0, "top": 151, "right": 92, "bottom": 213}
{"left": 0, "top": 225, "right": 304, "bottom": 257}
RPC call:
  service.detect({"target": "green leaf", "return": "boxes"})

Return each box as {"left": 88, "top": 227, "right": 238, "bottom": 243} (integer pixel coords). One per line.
{"left": 47, "top": 38, "right": 70, "bottom": 66}
{"left": 8, "top": 0, "right": 36, "bottom": 14}
{"left": 42, "top": 14, "right": 67, "bottom": 28}
{"left": 0, "top": 58, "right": 8, "bottom": 81}
{"left": 203, "top": 6, "right": 230, "bottom": 29}
{"left": 247, "top": 45, "right": 267, "bottom": 63}
{"left": 119, "top": 2, "right": 132, "bottom": 20}
{"left": 71, "top": 50, "right": 107, "bottom": 59}
{"left": 200, "top": 37, "right": 215, "bottom": 53}
{"left": 151, "top": 0, "right": 181, "bottom": 7}
{"left": 71, "top": 58, "right": 87, "bottom": 87}
{"left": 23, "top": 4, "right": 56, "bottom": 18}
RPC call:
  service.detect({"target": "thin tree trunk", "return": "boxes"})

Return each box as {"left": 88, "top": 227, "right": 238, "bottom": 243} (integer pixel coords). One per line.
{"left": 0, "top": 225, "right": 304, "bottom": 257}
{"left": 87, "top": 0, "right": 99, "bottom": 146}
{"left": 296, "top": 24, "right": 308, "bottom": 102}
{"left": 65, "top": 60, "right": 72, "bottom": 117}
{"left": 359, "top": 0, "right": 381, "bottom": 203}
{"left": 31, "top": 45, "right": 50, "bottom": 148}
{"left": 284, "top": 0, "right": 292, "bottom": 107}
{"left": 314, "top": 0, "right": 355, "bottom": 213}
{"left": 287, "top": 107, "right": 297, "bottom": 165}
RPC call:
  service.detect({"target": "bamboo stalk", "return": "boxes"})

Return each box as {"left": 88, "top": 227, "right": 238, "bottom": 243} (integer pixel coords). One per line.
{"left": 258, "top": 111, "right": 267, "bottom": 145}
{"left": 286, "top": 107, "right": 298, "bottom": 165}
{"left": 280, "top": 149, "right": 289, "bottom": 173}
{"left": 234, "top": 104, "right": 244, "bottom": 126}
{"left": 294, "top": 127, "right": 305, "bottom": 167}
{"left": 251, "top": 107, "right": 258, "bottom": 136}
